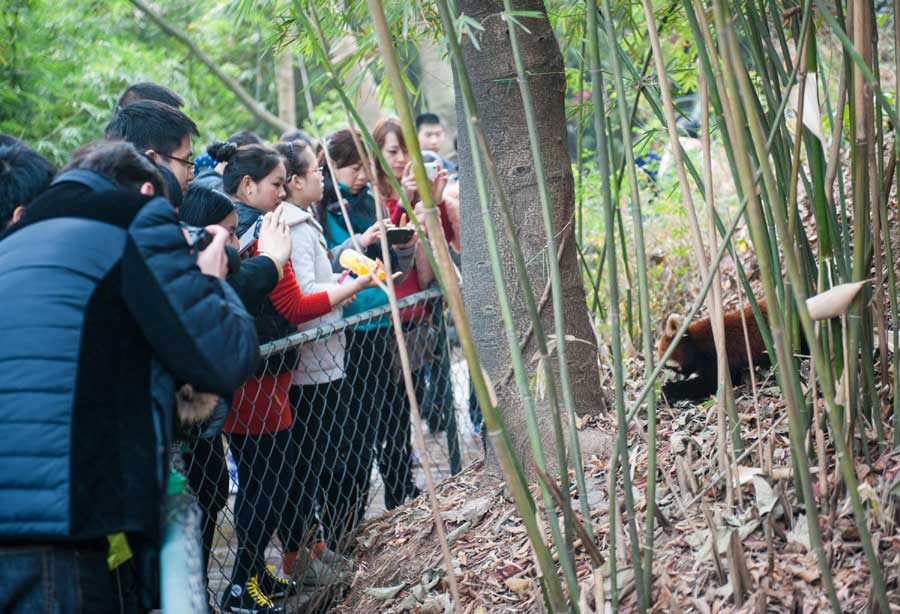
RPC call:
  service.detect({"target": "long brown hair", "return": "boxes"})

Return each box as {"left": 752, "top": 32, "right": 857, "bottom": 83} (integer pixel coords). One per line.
{"left": 371, "top": 117, "right": 406, "bottom": 198}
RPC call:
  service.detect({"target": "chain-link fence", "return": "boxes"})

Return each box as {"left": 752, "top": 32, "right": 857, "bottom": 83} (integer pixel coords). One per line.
{"left": 181, "top": 288, "right": 483, "bottom": 612}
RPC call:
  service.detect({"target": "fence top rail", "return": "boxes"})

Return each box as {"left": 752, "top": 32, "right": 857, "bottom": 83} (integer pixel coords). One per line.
{"left": 258, "top": 287, "right": 444, "bottom": 358}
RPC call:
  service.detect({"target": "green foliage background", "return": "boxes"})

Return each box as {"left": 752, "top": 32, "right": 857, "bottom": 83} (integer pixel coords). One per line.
{"left": 0, "top": 0, "right": 283, "bottom": 165}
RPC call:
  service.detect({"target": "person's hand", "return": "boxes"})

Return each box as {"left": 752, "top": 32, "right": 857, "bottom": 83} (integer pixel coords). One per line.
{"left": 353, "top": 272, "right": 379, "bottom": 291}
{"left": 443, "top": 182, "right": 462, "bottom": 253}
{"left": 392, "top": 212, "right": 418, "bottom": 249}
{"left": 257, "top": 205, "right": 291, "bottom": 265}
{"left": 359, "top": 221, "right": 383, "bottom": 248}
{"left": 195, "top": 225, "right": 230, "bottom": 279}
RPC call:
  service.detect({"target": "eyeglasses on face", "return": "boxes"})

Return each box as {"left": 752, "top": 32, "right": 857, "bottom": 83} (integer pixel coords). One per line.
{"left": 161, "top": 152, "right": 195, "bottom": 170}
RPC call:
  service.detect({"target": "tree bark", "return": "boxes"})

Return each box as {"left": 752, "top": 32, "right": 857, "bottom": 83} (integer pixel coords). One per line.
{"left": 455, "top": 0, "right": 606, "bottom": 470}
{"left": 275, "top": 52, "right": 296, "bottom": 128}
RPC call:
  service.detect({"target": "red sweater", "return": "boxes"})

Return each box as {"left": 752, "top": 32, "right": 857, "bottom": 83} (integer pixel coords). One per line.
{"left": 225, "top": 256, "right": 333, "bottom": 435}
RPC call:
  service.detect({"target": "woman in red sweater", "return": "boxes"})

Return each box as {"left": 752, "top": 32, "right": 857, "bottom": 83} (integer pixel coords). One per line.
{"left": 209, "top": 142, "right": 374, "bottom": 613}
{"left": 372, "top": 118, "right": 454, "bottom": 434}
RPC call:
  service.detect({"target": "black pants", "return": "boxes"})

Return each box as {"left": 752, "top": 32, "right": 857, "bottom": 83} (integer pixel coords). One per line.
{"left": 227, "top": 428, "right": 294, "bottom": 587}
{"left": 183, "top": 436, "right": 228, "bottom": 583}
{"left": 278, "top": 380, "right": 345, "bottom": 552}
{"left": 344, "top": 328, "right": 416, "bottom": 518}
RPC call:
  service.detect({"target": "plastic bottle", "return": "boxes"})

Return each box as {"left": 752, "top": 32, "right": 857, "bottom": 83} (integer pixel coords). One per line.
{"left": 339, "top": 248, "right": 386, "bottom": 281}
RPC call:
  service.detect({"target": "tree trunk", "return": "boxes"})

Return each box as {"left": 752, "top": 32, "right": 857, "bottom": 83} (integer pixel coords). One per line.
{"left": 455, "top": 0, "right": 606, "bottom": 471}
{"left": 331, "top": 35, "right": 383, "bottom": 129}
{"left": 275, "top": 52, "right": 296, "bottom": 129}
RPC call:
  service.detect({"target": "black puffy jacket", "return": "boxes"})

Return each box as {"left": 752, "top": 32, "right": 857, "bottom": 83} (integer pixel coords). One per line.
{"left": 0, "top": 170, "right": 258, "bottom": 605}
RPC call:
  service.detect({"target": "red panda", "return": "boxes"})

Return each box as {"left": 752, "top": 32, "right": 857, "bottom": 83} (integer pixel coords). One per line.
{"left": 656, "top": 301, "right": 770, "bottom": 402}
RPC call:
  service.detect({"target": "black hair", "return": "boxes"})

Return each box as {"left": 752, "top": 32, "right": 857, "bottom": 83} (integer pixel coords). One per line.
{"left": 181, "top": 185, "right": 235, "bottom": 228}
{"left": 64, "top": 141, "right": 166, "bottom": 197}
{"left": 275, "top": 140, "right": 313, "bottom": 178}
{"left": 209, "top": 142, "right": 284, "bottom": 196}
{"left": 279, "top": 129, "right": 314, "bottom": 147}
{"left": 415, "top": 112, "right": 442, "bottom": 130}
{"left": 116, "top": 82, "right": 184, "bottom": 110}
{"left": 207, "top": 140, "right": 238, "bottom": 161}
{"left": 0, "top": 142, "right": 57, "bottom": 226}
{"left": 105, "top": 100, "right": 199, "bottom": 157}
{"left": 226, "top": 131, "right": 263, "bottom": 147}
{"left": 318, "top": 129, "right": 364, "bottom": 172}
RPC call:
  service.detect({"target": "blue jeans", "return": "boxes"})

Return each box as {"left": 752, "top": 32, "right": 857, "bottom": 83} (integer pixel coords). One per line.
{"left": 0, "top": 543, "right": 118, "bottom": 614}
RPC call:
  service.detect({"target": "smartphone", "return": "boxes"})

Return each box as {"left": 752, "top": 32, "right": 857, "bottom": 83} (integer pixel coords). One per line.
{"left": 424, "top": 161, "right": 439, "bottom": 180}
{"left": 386, "top": 226, "right": 415, "bottom": 245}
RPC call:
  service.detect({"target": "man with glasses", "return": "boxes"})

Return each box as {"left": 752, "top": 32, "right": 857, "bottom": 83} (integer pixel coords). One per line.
{"left": 106, "top": 99, "right": 198, "bottom": 193}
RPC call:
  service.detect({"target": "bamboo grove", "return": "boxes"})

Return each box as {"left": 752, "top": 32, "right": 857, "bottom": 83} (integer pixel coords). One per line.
{"left": 282, "top": 0, "right": 900, "bottom": 611}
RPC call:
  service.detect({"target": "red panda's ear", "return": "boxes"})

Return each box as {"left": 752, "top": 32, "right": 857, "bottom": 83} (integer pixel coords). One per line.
{"left": 665, "top": 314, "right": 683, "bottom": 337}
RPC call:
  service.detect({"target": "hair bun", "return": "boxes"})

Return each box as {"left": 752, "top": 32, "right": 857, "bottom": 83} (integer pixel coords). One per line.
{"left": 207, "top": 140, "right": 238, "bottom": 163}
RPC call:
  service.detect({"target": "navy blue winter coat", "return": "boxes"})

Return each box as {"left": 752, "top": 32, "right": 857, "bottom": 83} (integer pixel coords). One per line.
{"left": 0, "top": 170, "right": 258, "bottom": 599}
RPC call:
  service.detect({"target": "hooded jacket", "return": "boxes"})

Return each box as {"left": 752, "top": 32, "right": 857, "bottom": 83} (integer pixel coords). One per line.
{"left": 282, "top": 203, "right": 345, "bottom": 385}
{"left": 0, "top": 170, "right": 258, "bottom": 604}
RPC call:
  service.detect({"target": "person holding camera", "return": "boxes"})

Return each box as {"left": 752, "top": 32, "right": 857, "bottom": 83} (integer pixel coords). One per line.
{"left": 316, "top": 128, "right": 420, "bottom": 535}
{"left": 179, "top": 184, "right": 296, "bottom": 609}
{"left": 0, "top": 140, "right": 259, "bottom": 614}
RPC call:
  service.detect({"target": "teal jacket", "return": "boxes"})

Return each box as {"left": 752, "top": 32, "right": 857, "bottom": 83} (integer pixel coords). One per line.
{"left": 321, "top": 179, "right": 415, "bottom": 329}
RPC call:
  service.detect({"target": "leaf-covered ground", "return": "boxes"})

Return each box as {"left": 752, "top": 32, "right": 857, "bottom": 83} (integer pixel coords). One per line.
{"left": 332, "top": 384, "right": 900, "bottom": 613}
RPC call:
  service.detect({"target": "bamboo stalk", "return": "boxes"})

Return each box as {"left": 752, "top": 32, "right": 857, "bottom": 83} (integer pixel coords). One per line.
{"left": 638, "top": 0, "right": 743, "bottom": 458}
{"left": 892, "top": 0, "right": 900, "bottom": 445}
{"left": 430, "top": 0, "right": 575, "bottom": 609}
{"left": 585, "top": 0, "right": 632, "bottom": 606}
{"left": 710, "top": 0, "right": 892, "bottom": 608}
{"left": 595, "top": 0, "right": 657, "bottom": 601}
{"left": 296, "top": 4, "right": 443, "bottom": 285}
{"left": 434, "top": 3, "right": 594, "bottom": 603}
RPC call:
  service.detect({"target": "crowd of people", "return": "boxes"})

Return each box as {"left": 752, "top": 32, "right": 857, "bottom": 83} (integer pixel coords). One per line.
{"left": 0, "top": 82, "right": 462, "bottom": 614}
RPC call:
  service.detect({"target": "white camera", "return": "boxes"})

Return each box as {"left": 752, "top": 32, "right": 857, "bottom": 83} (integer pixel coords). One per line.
{"left": 424, "top": 161, "right": 439, "bottom": 180}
